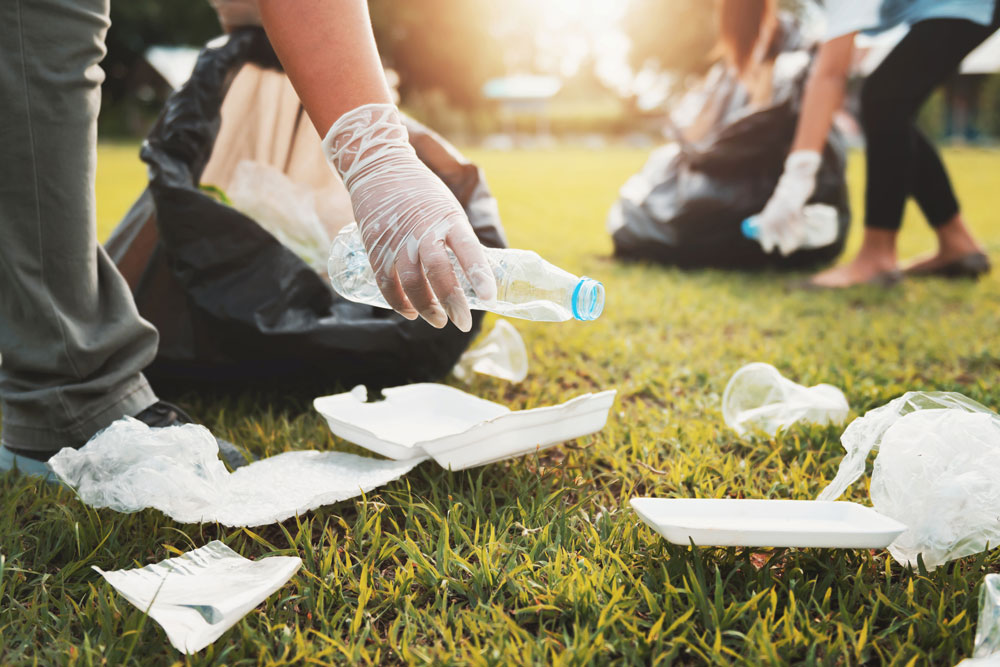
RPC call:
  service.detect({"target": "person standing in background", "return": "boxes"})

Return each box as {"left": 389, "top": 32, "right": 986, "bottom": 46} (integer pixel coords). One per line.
{"left": 752, "top": 0, "right": 999, "bottom": 287}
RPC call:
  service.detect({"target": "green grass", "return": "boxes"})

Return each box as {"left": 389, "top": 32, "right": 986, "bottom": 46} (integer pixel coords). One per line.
{"left": 3, "top": 143, "right": 1000, "bottom": 665}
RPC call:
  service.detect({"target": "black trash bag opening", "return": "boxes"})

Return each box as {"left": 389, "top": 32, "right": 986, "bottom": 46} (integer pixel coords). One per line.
{"left": 609, "top": 27, "right": 850, "bottom": 271}
{"left": 107, "top": 29, "right": 507, "bottom": 393}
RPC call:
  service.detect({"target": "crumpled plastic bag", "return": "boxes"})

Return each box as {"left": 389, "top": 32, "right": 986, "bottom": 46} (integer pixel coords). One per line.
{"left": 957, "top": 575, "right": 1000, "bottom": 666}
{"left": 208, "top": 0, "right": 261, "bottom": 32}
{"left": 227, "top": 160, "right": 335, "bottom": 272}
{"left": 819, "top": 391, "right": 1000, "bottom": 570}
{"left": 722, "top": 362, "right": 849, "bottom": 436}
{"left": 452, "top": 320, "right": 528, "bottom": 384}
{"left": 95, "top": 541, "right": 300, "bottom": 654}
{"left": 49, "top": 418, "right": 423, "bottom": 527}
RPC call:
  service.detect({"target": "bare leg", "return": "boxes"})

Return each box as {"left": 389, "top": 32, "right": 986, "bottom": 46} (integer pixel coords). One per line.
{"left": 811, "top": 17, "right": 996, "bottom": 289}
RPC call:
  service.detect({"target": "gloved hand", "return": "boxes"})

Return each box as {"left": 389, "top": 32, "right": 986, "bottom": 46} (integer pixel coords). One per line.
{"left": 322, "top": 104, "right": 495, "bottom": 332}
{"left": 208, "top": 0, "right": 261, "bottom": 32}
{"left": 755, "top": 150, "right": 822, "bottom": 256}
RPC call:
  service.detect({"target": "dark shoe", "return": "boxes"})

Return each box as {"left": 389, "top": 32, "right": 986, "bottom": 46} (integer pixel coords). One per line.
{"left": 904, "top": 252, "right": 991, "bottom": 279}
{"left": 789, "top": 269, "right": 904, "bottom": 291}
{"left": 134, "top": 401, "right": 253, "bottom": 469}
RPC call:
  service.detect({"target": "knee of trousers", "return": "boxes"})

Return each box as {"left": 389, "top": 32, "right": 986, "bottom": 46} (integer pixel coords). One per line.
{"left": 859, "top": 81, "right": 903, "bottom": 136}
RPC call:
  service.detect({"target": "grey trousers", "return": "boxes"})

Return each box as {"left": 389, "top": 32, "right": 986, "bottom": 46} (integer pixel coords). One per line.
{"left": 0, "top": 0, "right": 159, "bottom": 452}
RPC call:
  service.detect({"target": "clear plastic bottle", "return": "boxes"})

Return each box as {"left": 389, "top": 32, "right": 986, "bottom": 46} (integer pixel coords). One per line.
{"left": 741, "top": 204, "right": 839, "bottom": 251}
{"left": 328, "top": 223, "right": 604, "bottom": 322}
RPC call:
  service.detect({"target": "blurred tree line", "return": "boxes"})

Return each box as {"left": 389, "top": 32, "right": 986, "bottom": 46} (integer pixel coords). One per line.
{"left": 623, "top": 0, "right": 808, "bottom": 79}
{"left": 100, "top": 0, "right": 506, "bottom": 135}
{"left": 100, "top": 0, "right": 999, "bottom": 140}
{"left": 101, "top": 0, "right": 220, "bottom": 134}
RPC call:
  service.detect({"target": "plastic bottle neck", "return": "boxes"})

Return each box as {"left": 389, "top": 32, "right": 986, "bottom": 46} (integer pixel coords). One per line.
{"left": 571, "top": 277, "right": 605, "bottom": 321}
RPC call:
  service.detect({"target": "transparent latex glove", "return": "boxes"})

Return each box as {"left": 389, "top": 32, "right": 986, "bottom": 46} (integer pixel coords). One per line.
{"left": 756, "top": 150, "right": 822, "bottom": 256}
{"left": 322, "top": 104, "right": 495, "bottom": 332}
{"left": 208, "top": 0, "right": 261, "bottom": 32}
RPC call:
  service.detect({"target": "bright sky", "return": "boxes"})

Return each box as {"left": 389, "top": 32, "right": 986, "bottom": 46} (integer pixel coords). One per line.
{"left": 492, "top": 0, "right": 631, "bottom": 84}
{"left": 489, "top": 0, "right": 827, "bottom": 109}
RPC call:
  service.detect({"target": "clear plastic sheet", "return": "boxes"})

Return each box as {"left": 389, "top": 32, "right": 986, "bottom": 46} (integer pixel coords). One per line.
{"left": 49, "top": 418, "right": 424, "bottom": 527}
{"left": 819, "top": 392, "right": 1000, "bottom": 570}
{"left": 95, "top": 541, "right": 301, "bottom": 654}
{"left": 722, "top": 362, "right": 849, "bottom": 436}
{"left": 818, "top": 392, "right": 991, "bottom": 501}
{"left": 957, "top": 575, "right": 1000, "bottom": 666}
{"left": 228, "top": 160, "right": 334, "bottom": 272}
{"left": 453, "top": 320, "right": 529, "bottom": 383}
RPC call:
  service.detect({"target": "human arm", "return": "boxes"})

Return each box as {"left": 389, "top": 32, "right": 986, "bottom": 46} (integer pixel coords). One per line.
{"left": 754, "top": 33, "right": 855, "bottom": 254}
{"left": 791, "top": 32, "right": 855, "bottom": 153}
{"left": 256, "top": 0, "right": 494, "bottom": 331}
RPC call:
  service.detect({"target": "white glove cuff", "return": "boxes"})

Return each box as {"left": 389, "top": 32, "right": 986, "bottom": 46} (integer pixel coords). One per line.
{"left": 773, "top": 149, "right": 822, "bottom": 207}
{"left": 783, "top": 150, "right": 822, "bottom": 178}
{"left": 321, "top": 103, "right": 413, "bottom": 189}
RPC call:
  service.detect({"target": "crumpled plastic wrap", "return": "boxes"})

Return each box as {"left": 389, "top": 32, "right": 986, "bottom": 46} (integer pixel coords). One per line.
{"left": 957, "top": 575, "right": 1000, "bottom": 666}
{"left": 208, "top": 0, "right": 261, "bottom": 32}
{"left": 722, "top": 362, "right": 849, "bottom": 436}
{"left": 95, "top": 541, "right": 301, "bottom": 654}
{"left": 227, "top": 160, "right": 335, "bottom": 272}
{"left": 819, "top": 392, "right": 1000, "bottom": 570}
{"left": 453, "top": 320, "right": 528, "bottom": 383}
{"left": 49, "top": 418, "right": 424, "bottom": 527}
{"left": 818, "top": 392, "right": 992, "bottom": 500}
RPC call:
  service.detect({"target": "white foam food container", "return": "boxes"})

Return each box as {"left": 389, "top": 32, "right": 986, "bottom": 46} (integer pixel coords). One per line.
{"left": 314, "top": 384, "right": 616, "bottom": 470}
{"left": 630, "top": 498, "right": 907, "bottom": 549}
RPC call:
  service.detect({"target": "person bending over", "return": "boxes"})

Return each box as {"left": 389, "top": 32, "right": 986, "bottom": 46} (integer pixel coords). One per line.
{"left": 752, "top": 0, "right": 998, "bottom": 288}
{"left": 0, "top": 0, "right": 493, "bottom": 478}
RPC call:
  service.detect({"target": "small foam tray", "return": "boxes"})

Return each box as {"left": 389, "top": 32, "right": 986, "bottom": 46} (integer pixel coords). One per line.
{"left": 630, "top": 498, "right": 907, "bottom": 549}
{"left": 314, "top": 383, "right": 616, "bottom": 470}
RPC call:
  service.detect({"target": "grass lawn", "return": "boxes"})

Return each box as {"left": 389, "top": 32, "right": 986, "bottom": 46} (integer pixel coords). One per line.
{"left": 3, "top": 142, "right": 1000, "bottom": 665}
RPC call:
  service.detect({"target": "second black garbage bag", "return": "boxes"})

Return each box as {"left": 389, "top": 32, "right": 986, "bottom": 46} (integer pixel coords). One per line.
{"left": 607, "top": 17, "right": 850, "bottom": 270}
{"left": 106, "top": 29, "right": 507, "bottom": 391}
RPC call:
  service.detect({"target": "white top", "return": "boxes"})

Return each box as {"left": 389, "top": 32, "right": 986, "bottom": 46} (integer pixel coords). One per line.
{"left": 825, "top": 1, "right": 882, "bottom": 39}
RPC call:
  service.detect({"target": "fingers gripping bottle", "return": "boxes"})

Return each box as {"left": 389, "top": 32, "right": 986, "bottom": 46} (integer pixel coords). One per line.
{"left": 741, "top": 204, "right": 840, "bottom": 252}
{"left": 328, "top": 223, "right": 604, "bottom": 322}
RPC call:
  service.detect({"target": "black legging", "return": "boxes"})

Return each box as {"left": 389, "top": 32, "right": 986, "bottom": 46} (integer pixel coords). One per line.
{"left": 860, "top": 7, "right": 1000, "bottom": 230}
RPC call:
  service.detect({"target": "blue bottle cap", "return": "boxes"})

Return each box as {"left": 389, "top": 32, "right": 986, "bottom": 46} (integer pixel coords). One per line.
{"left": 741, "top": 216, "right": 760, "bottom": 240}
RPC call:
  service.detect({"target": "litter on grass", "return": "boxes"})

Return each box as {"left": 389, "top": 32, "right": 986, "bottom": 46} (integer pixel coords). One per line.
{"left": 95, "top": 541, "right": 301, "bottom": 654}
{"left": 49, "top": 418, "right": 423, "bottom": 527}
{"left": 819, "top": 391, "right": 1000, "bottom": 570}
{"left": 722, "top": 362, "right": 849, "bottom": 436}
{"left": 314, "top": 383, "right": 616, "bottom": 470}
{"left": 630, "top": 498, "right": 906, "bottom": 549}
{"left": 957, "top": 575, "right": 1000, "bottom": 666}
{"left": 453, "top": 320, "right": 529, "bottom": 384}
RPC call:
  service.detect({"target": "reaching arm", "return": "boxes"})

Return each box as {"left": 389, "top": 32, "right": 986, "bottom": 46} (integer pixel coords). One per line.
{"left": 750, "top": 32, "right": 856, "bottom": 255}
{"left": 257, "top": 0, "right": 392, "bottom": 132}
{"left": 791, "top": 33, "right": 856, "bottom": 152}
{"left": 256, "top": 1, "right": 494, "bottom": 332}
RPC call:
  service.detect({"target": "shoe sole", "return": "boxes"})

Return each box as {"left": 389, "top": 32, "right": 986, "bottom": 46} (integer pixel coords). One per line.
{"left": 0, "top": 446, "right": 64, "bottom": 485}
{"left": 787, "top": 270, "right": 905, "bottom": 291}
{"left": 905, "top": 252, "right": 991, "bottom": 279}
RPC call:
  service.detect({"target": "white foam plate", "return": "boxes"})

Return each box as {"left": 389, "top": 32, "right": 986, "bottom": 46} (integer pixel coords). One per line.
{"left": 314, "top": 384, "right": 616, "bottom": 470}
{"left": 630, "top": 498, "right": 907, "bottom": 549}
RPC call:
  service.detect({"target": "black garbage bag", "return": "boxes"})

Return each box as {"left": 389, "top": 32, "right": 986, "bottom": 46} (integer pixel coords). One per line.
{"left": 106, "top": 29, "right": 507, "bottom": 391}
{"left": 608, "top": 22, "right": 850, "bottom": 270}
